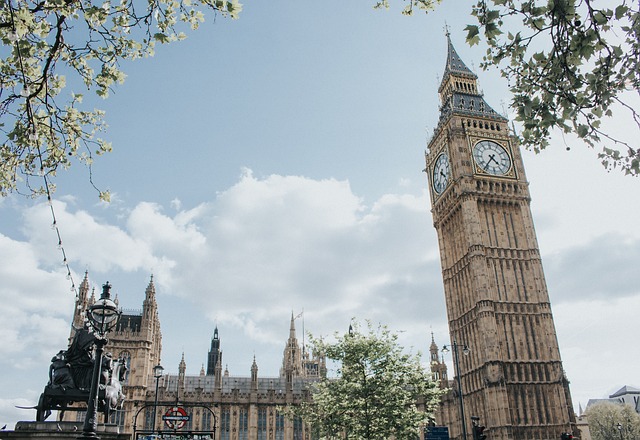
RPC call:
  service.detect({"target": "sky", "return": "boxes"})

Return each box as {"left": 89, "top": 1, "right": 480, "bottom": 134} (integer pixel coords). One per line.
{"left": 1, "top": 0, "right": 640, "bottom": 429}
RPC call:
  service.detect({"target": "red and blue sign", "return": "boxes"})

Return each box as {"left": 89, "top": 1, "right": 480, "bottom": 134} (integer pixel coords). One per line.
{"left": 162, "top": 406, "right": 190, "bottom": 430}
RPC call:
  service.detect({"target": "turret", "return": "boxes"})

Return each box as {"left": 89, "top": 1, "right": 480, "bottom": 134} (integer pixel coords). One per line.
{"left": 140, "top": 275, "right": 162, "bottom": 371}
{"left": 207, "top": 326, "right": 222, "bottom": 376}
{"left": 70, "top": 272, "right": 91, "bottom": 342}
{"left": 215, "top": 358, "right": 222, "bottom": 390}
{"left": 430, "top": 332, "right": 439, "bottom": 364}
{"left": 281, "top": 312, "right": 302, "bottom": 379}
{"left": 178, "top": 352, "right": 186, "bottom": 395}
{"left": 428, "top": 333, "right": 448, "bottom": 388}
{"left": 142, "top": 275, "right": 157, "bottom": 322}
{"left": 251, "top": 356, "right": 258, "bottom": 391}
{"left": 76, "top": 272, "right": 90, "bottom": 321}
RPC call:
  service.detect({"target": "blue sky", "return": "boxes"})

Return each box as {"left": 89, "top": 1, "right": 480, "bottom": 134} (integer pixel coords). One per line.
{"left": 1, "top": 0, "right": 640, "bottom": 428}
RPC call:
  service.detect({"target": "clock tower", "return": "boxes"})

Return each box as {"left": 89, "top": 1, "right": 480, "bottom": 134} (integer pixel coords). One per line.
{"left": 425, "top": 36, "right": 577, "bottom": 440}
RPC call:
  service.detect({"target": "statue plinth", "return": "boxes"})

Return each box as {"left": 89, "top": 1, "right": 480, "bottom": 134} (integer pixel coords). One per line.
{"left": 0, "top": 422, "right": 129, "bottom": 440}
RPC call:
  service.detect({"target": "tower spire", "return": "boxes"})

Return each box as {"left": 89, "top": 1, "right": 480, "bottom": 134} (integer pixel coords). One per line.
{"left": 289, "top": 311, "right": 296, "bottom": 339}
{"left": 77, "top": 272, "right": 90, "bottom": 315}
{"left": 145, "top": 274, "right": 156, "bottom": 300}
{"left": 435, "top": 36, "right": 505, "bottom": 129}
{"left": 281, "top": 313, "right": 302, "bottom": 379}
{"left": 79, "top": 271, "right": 90, "bottom": 300}
{"left": 429, "top": 332, "right": 439, "bottom": 363}
{"left": 143, "top": 274, "right": 158, "bottom": 322}
{"left": 70, "top": 271, "right": 91, "bottom": 342}
{"left": 442, "top": 33, "right": 477, "bottom": 82}
{"left": 207, "top": 325, "right": 222, "bottom": 376}
{"left": 251, "top": 355, "right": 258, "bottom": 388}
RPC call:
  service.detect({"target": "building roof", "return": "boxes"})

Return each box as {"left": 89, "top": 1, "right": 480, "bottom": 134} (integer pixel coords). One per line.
{"left": 162, "top": 374, "right": 318, "bottom": 394}
{"left": 442, "top": 34, "right": 477, "bottom": 82}
{"left": 586, "top": 398, "right": 612, "bottom": 408}
{"left": 610, "top": 385, "right": 640, "bottom": 398}
{"left": 585, "top": 385, "right": 640, "bottom": 414}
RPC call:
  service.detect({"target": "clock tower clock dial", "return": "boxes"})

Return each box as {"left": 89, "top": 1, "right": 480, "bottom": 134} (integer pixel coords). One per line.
{"left": 472, "top": 140, "right": 512, "bottom": 175}
{"left": 432, "top": 152, "right": 450, "bottom": 194}
{"left": 424, "top": 35, "right": 576, "bottom": 440}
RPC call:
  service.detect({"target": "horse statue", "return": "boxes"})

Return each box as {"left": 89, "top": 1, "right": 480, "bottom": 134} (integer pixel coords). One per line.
{"left": 34, "top": 327, "right": 127, "bottom": 422}
{"left": 100, "top": 353, "right": 126, "bottom": 420}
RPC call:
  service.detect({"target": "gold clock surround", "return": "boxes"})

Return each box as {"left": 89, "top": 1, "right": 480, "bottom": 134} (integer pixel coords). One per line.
{"left": 469, "top": 137, "right": 517, "bottom": 179}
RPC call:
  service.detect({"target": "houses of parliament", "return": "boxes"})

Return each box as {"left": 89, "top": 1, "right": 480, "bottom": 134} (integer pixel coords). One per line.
{"left": 69, "top": 273, "right": 326, "bottom": 439}
{"left": 65, "top": 35, "right": 577, "bottom": 440}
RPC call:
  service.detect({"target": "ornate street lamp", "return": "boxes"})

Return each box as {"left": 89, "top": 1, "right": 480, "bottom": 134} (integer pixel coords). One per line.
{"left": 78, "top": 282, "right": 121, "bottom": 439}
{"left": 152, "top": 364, "right": 164, "bottom": 434}
{"left": 442, "top": 340, "right": 471, "bottom": 440}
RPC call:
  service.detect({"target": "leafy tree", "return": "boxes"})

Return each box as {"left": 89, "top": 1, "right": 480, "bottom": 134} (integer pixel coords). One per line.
{"left": 0, "top": 0, "right": 241, "bottom": 198}
{"left": 292, "top": 320, "right": 444, "bottom": 440}
{"left": 585, "top": 401, "right": 640, "bottom": 440}
{"left": 395, "top": 0, "right": 640, "bottom": 176}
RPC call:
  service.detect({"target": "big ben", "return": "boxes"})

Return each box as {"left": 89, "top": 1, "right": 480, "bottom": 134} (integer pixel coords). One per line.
{"left": 425, "top": 35, "right": 577, "bottom": 440}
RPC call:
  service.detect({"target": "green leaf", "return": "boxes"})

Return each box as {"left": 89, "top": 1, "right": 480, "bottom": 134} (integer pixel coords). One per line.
{"left": 465, "top": 24, "right": 480, "bottom": 42}
{"left": 576, "top": 124, "right": 589, "bottom": 138}
{"left": 615, "top": 5, "right": 629, "bottom": 20}
{"left": 153, "top": 33, "right": 170, "bottom": 43}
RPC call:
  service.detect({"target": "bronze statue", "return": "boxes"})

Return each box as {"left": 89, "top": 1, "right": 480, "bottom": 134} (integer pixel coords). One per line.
{"left": 33, "top": 326, "right": 126, "bottom": 422}
{"left": 48, "top": 350, "right": 75, "bottom": 390}
{"left": 66, "top": 326, "right": 97, "bottom": 390}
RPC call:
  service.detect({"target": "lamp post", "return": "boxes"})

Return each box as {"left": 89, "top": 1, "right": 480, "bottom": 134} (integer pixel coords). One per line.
{"left": 78, "top": 282, "right": 121, "bottom": 439}
{"left": 152, "top": 364, "right": 164, "bottom": 435}
{"left": 442, "top": 339, "right": 470, "bottom": 440}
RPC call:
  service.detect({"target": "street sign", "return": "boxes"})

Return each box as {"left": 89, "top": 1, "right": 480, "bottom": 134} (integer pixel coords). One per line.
{"left": 426, "top": 426, "right": 450, "bottom": 440}
{"left": 162, "top": 406, "right": 190, "bottom": 430}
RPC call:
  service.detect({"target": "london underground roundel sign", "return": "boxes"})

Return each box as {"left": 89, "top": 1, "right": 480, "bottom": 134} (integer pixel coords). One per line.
{"left": 163, "top": 406, "right": 190, "bottom": 430}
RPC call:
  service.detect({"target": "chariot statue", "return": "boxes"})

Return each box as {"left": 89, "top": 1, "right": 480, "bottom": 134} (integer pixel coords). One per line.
{"left": 34, "top": 326, "right": 126, "bottom": 422}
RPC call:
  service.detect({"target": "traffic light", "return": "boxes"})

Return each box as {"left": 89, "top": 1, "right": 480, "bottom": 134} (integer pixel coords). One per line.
{"left": 560, "top": 433, "right": 573, "bottom": 440}
{"left": 473, "top": 424, "right": 487, "bottom": 440}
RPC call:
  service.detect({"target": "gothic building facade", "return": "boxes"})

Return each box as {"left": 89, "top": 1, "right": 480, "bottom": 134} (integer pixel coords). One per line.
{"left": 68, "top": 275, "right": 325, "bottom": 439}
{"left": 424, "top": 36, "right": 578, "bottom": 439}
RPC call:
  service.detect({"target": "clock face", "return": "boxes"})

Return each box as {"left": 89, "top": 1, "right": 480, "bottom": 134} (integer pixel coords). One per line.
{"left": 432, "top": 152, "right": 450, "bottom": 195}
{"left": 472, "top": 140, "right": 512, "bottom": 175}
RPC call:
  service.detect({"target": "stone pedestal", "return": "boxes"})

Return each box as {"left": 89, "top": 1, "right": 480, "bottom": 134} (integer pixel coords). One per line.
{"left": 0, "top": 421, "right": 130, "bottom": 440}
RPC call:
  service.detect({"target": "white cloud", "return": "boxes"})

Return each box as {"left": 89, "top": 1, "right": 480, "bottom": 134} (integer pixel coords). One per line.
{"left": 20, "top": 201, "right": 169, "bottom": 274}
{"left": 555, "top": 295, "right": 640, "bottom": 411}
{"left": 545, "top": 234, "right": 640, "bottom": 302}
{"left": 135, "top": 171, "right": 446, "bottom": 356}
{"left": 0, "top": 235, "right": 73, "bottom": 364}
